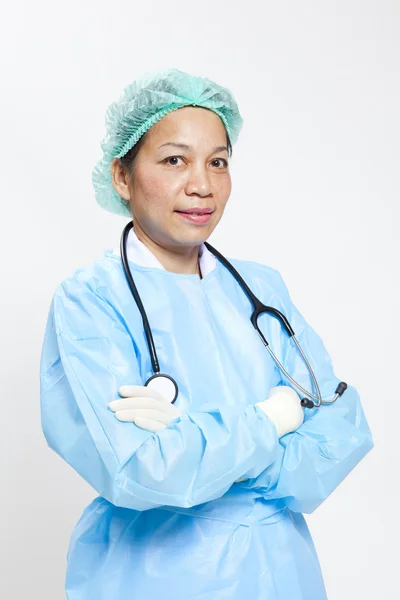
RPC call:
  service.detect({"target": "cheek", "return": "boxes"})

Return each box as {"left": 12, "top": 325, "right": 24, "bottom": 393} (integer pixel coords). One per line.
{"left": 134, "top": 169, "right": 179, "bottom": 213}
{"left": 140, "top": 178, "right": 169, "bottom": 202}
{"left": 215, "top": 175, "right": 232, "bottom": 207}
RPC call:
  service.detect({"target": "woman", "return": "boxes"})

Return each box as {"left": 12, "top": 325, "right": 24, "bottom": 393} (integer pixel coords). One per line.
{"left": 40, "top": 68, "right": 373, "bottom": 599}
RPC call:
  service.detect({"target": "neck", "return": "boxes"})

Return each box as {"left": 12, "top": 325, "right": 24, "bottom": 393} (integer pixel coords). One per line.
{"left": 134, "top": 222, "right": 202, "bottom": 277}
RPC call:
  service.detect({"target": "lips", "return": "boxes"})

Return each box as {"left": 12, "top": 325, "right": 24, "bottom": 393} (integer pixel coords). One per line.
{"left": 176, "top": 208, "right": 213, "bottom": 215}
{"left": 175, "top": 209, "right": 213, "bottom": 224}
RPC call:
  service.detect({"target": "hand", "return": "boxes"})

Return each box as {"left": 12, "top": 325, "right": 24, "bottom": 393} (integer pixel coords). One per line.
{"left": 235, "top": 386, "right": 304, "bottom": 484}
{"left": 256, "top": 385, "right": 304, "bottom": 439}
{"left": 108, "top": 385, "right": 182, "bottom": 433}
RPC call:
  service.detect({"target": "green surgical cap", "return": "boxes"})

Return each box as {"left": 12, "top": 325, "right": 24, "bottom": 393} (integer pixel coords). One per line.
{"left": 92, "top": 68, "right": 244, "bottom": 217}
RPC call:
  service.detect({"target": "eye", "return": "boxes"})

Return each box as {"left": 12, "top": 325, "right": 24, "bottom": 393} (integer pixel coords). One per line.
{"left": 211, "top": 158, "right": 228, "bottom": 168}
{"left": 163, "top": 155, "right": 184, "bottom": 166}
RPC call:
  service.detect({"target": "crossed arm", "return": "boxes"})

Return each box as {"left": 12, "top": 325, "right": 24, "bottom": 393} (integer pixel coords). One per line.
{"left": 40, "top": 273, "right": 373, "bottom": 514}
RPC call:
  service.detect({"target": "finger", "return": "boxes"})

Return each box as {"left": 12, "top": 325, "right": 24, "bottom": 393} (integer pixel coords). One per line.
{"left": 128, "top": 408, "right": 172, "bottom": 425}
{"left": 109, "top": 397, "right": 170, "bottom": 412}
{"left": 114, "top": 410, "right": 137, "bottom": 422}
{"left": 134, "top": 416, "right": 166, "bottom": 433}
{"left": 119, "top": 385, "right": 147, "bottom": 398}
{"left": 119, "top": 385, "right": 165, "bottom": 401}
{"left": 109, "top": 397, "right": 145, "bottom": 411}
{"left": 114, "top": 408, "right": 171, "bottom": 425}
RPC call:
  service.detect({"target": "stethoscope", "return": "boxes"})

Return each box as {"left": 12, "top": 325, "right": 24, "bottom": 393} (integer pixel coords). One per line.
{"left": 120, "top": 221, "right": 347, "bottom": 409}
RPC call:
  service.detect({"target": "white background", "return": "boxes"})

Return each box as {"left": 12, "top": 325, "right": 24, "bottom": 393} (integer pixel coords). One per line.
{"left": 1, "top": 1, "right": 398, "bottom": 598}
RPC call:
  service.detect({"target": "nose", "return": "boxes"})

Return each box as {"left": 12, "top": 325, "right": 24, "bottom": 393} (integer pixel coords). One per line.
{"left": 185, "top": 163, "right": 213, "bottom": 197}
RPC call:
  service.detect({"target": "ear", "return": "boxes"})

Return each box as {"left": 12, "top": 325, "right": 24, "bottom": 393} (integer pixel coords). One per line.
{"left": 111, "top": 158, "right": 131, "bottom": 201}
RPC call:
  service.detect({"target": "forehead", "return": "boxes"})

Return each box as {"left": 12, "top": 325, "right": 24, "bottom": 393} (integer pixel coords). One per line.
{"left": 145, "top": 106, "right": 227, "bottom": 146}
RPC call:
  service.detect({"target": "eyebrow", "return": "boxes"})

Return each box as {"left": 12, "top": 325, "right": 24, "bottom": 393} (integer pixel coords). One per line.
{"left": 158, "top": 142, "right": 228, "bottom": 153}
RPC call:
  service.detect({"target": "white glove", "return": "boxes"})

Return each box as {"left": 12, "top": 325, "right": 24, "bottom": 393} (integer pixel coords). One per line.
{"left": 108, "top": 385, "right": 182, "bottom": 433}
{"left": 256, "top": 385, "right": 304, "bottom": 439}
{"left": 235, "top": 386, "right": 304, "bottom": 483}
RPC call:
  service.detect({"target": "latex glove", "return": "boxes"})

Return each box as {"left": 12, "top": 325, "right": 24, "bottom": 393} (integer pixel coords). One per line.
{"left": 256, "top": 385, "right": 304, "bottom": 439}
{"left": 108, "top": 385, "right": 182, "bottom": 433}
{"left": 235, "top": 386, "right": 304, "bottom": 483}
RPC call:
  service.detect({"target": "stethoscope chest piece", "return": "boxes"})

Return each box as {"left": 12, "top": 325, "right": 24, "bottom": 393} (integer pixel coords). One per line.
{"left": 145, "top": 373, "right": 179, "bottom": 404}
{"left": 121, "top": 221, "right": 347, "bottom": 410}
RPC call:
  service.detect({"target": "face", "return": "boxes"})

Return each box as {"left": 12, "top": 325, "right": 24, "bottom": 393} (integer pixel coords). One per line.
{"left": 111, "top": 106, "right": 232, "bottom": 251}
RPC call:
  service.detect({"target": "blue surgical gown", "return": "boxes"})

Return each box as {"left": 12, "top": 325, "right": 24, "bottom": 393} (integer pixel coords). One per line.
{"left": 40, "top": 250, "right": 373, "bottom": 599}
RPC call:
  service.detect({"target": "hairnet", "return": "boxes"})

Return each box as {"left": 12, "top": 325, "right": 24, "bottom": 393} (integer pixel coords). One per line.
{"left": 92, "top": 68, "right": 244, "bottom": 217}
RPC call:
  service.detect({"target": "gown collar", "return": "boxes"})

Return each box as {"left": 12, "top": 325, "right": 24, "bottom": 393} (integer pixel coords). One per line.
{"left": 112, "top": 225, "right": 217, "bottom": 277}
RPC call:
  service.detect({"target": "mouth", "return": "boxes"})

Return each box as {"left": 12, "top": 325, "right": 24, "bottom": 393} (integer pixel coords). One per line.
{"left": 175, "top": 208, "right": 214, "bottom": 225}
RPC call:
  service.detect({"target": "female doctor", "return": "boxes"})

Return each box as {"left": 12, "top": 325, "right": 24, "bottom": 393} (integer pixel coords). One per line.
{"left": 40, "top": 68, "right": 373, "bottom": 600}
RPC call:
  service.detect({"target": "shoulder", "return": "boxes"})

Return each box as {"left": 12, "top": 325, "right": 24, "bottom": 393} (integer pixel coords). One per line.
{"left": 54, "top": 251, "right": 122, "bottom": 300}
{"left": 226, "top": 257, "right": 280, "bottom": 279}
{"left": 219, "top": 256, "right": 297, "bottom": 324}
{"left": 224, "top": 257, "right": 291, "bottom": 298}
{"left": 48, "top": 252, "right": 125, "bottom": 328}
{"left": 48, "top": 252, "right": 129, "bottom": 339}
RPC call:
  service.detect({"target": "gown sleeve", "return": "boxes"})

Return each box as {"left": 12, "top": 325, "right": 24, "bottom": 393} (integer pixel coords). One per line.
{"left": 239, "top": 268, "right": 374, "bottom": 514}
{"left": 40, "top": 273, "right": 282, "bottom": 512}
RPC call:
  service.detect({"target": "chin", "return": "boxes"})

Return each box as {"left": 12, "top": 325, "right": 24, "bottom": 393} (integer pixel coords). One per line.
{"left": 168, "top": 228, "right": 211, "bottom": 247}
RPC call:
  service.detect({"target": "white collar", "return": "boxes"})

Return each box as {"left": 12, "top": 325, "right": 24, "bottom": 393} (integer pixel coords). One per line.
{"left": 112, "top": 226, "right": 217, "bottom": 277}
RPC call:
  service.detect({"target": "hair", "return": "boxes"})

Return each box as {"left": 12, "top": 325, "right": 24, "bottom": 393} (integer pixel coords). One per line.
{"left": 119, "top": 123, "right": 233, "bottom": 178}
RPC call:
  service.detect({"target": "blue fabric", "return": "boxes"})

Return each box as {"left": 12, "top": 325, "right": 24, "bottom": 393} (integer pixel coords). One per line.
{"left": 40, "top": 251, "right": 373, "bottom": 599}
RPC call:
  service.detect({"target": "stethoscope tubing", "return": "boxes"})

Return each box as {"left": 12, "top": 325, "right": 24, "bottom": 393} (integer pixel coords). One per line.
{"left": 120, "top": 222, "right": 161, "bottom": 376}
{"left": 203, "top": 240, "right": 346, "bottom": 407}
{"left": 120, "top": 221, "right": 347, "bottom": 408}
